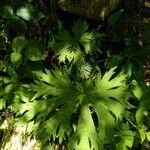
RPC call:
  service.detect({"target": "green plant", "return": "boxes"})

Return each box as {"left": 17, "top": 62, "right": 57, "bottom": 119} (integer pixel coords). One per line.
{"left": 0, "top": 0, "right": 150, "bottom": 150}
{"left": 11, "top": 67, "right": 128, "bottom": 149}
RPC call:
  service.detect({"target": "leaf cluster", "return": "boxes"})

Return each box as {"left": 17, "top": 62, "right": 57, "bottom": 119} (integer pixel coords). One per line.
{"left": 0, "top": 0, "right": 150, "bottom": 150}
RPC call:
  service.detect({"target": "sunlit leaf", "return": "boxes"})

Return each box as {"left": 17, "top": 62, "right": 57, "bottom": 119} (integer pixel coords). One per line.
{"left": 139, "top": 130, "right": 146, "bottom": 143}
{"left": 132, "top": 80, "right": 143, "bottom": 99}
{"left": 139, "top": 125, "right": 147, "bottom": 143}
{"left": 0, "top": 98, "right": 6, "bottom": 109}
{"left": 52, "top": 20, "right": 95, "bottom": 63}
{"left": 79, "top": 62, "right": 92, "bottom": 79}
{"left": 146, "top": 132, "right": 150, "bottom": 141}
{"left": 117, "top": 130, "right": 134, "bottom": 150}
{"left": 105, "top": 55, "right": 124, "bottom": 69}
{"left": 136, "top": 107, "right": 145, "bottom": 125}
{"left": 16, "top": 3, "right": 44, "bottom": 21}
{"left": 13, "top": 67, "right": 127, "bottom": 149}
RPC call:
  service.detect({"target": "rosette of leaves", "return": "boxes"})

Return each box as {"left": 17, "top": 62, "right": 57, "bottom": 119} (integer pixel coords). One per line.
{"left": 52, "top": 20, "right": 97, "bottom": 63}
{"left": 12, "top": 67, "right": 128, "bottom": 149}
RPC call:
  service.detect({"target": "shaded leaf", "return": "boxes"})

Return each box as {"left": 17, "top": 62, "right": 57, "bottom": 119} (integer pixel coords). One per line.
{"left": 11, "top": 36, "right": 26, "bottom": 52}
{"left": 25, "top": 40, "right": 43, "bottom": 61}
{"left": 2, "top": 5, "right": 13, "bottom": 18}
{"left": 108, "top": 10, "right": 123, "bottom": 26}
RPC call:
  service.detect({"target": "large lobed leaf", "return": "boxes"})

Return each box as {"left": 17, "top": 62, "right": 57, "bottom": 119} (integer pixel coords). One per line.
{"left": 12, "top": 67, "right": 128, "bottom": 149}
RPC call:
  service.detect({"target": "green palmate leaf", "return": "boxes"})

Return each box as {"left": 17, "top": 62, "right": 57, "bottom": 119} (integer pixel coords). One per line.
{"left": 105, "top": 55, "right": 124, "bottom": 69}
{"left": 57, "top": 46, "right": 82, "bottom": 63}
{"left": 136, "top": 107, "right": 145, "bottom": 125}
{"left": 52, "top": 30, "right": 79, "bottom": 63}
{"left": 13, "top": 67, "right": 127, "bottom": 149}
{"left": 52, "top": 20, "right": 95, "bottom": 63}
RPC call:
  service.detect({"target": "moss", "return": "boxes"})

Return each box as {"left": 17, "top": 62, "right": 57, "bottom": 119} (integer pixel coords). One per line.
{"left": 58, "top": 0, "right": 119, "bottom": 20}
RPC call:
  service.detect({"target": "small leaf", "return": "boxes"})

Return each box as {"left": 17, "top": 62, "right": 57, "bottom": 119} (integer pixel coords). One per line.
{"left": 80, "top": 32, "right": 94, "bottom": 53}
{"left": 57, "top": 47, "right": 81, "bottom": 63}
{"left": 0, "top": 98, "right": 6, "bottom": 109}
{"left": 146, "top": 132, "right": 150, "bottom": 141}
{"left": 122, "top": 130, "right": 134, "bottom": 148}
{"left": 132, "top": 80, "right": 143, "bottom": 99}
{"left": 136, "top": 107, "right": 144, "bottom": 125}
{"left": 4, "top": 83, "right": 14, "bottom": 94}
{"left": 105, "top": 55, "right": 124, "bottom": 69}
{"left": 12, "top": 36, "right": 26, "bottom": 52}
{"left": 117, "top": 130, "right": 134, "bottom": 149}
{"left": 139, "top": 130, "right": 146, "bottom": 143}
{"left": 25, "top": 40, "right": 43, "bottom": 61}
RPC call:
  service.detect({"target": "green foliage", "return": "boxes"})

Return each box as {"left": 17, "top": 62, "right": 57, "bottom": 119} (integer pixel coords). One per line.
{"left": 16, "top": 3, "right": 44, "bottom": 21}
{"left": 116, "top": 130, "right": 134, "bottom": 150}
{"left": 25, "top": 39, "right": 43, "bottom": 61}
{"left": 11, "top": 67, "right": 127, "bottom": 149}
{"left": 51, "top": 20, "right": 98, "bottom": 63}
{"left": 11, "top": 36, "right": 26, "bottom": 52}
{"left": 10, "top": 52, "right": 22, "bottom": 66}
{"left": 0, "top": 0, "right": 150, "bottom": 149}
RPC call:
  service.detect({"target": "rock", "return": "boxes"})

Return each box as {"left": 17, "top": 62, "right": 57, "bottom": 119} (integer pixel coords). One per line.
{"left": 58, "top": 0, "right": 119, "bottom": 20}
